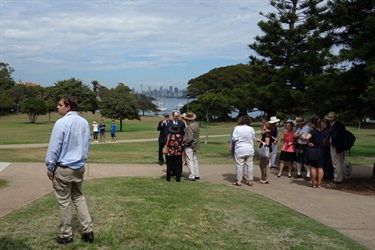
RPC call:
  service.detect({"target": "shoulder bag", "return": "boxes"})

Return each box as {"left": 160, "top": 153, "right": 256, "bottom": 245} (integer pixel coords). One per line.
{"left": 258, "top": 143, "right": 270, "bottom": 158}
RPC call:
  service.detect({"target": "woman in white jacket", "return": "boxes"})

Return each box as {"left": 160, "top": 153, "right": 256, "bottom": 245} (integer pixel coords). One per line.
{"left": 232, "top": 115, "right": 256, "bottom": 186}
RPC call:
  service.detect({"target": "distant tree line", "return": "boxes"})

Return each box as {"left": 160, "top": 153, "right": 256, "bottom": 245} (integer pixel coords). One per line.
{"left": 0, "top": 67, "right": 158, "bottom": 130}
{"left": 186, "top": 0, "right": 374, "bottom": 124}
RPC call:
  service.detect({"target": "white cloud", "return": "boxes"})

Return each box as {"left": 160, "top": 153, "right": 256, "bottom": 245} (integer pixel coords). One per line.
{"left": 1, "top": 0, "right": 273, "bottom": 89}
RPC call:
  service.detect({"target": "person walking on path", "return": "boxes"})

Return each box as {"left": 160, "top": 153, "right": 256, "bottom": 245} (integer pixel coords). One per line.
{"left": 157, "top": 113, "right": 172, "bottom": 165}
{"left": 182, "top": 112, "right": 200, "bottom": 181}
{"left": 45, "top": 95, "right": 94, "bottom": 245}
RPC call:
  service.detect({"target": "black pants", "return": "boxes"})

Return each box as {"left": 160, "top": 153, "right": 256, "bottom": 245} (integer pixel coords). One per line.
{"left": 158, "top": 142, "right": 165, "bottom": 164}
{"left": 166, "top": 155, "right": 182, "bottom": 182}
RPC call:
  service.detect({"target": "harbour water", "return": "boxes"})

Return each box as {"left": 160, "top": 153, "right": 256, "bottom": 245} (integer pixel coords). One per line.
{"left": 142, "top": 97, "right": 262, "bottom": 118}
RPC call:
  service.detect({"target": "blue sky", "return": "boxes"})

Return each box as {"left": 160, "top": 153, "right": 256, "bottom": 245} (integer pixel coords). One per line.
{"left": 1, "top": 0, "right": 273, "bottom": 91}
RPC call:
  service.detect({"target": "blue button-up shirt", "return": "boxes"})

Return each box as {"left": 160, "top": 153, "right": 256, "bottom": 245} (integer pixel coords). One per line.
{"left": 45, "top": 111, "right": 90, "bottom": 173}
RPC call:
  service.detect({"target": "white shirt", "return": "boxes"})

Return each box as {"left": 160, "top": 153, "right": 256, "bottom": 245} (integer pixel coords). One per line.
{"left": 232, "top": 125, "right": 256, "bottom": 156}
{"left": 296, "top": 124, "right": 311, "bottom": 145}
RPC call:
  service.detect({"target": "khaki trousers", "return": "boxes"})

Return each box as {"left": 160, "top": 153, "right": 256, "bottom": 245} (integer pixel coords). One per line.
{"left": 234, "top": 154, "right": 254, "bottom": 182}
{"left": 185, "top": 147, "right": 200, "bottom": 180}
{"left": 330, "top": 146, "right": 345, "bottom": 182}
{"left": 53, "top": 166, "right": 93, "bottom": 238}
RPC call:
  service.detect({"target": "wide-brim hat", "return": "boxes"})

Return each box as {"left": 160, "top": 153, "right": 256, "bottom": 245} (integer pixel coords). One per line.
{"left": 269, "top": 116, "right": 280, "bottom": 124}
{"left": 184, "top": 112, "right": 196, "bottom": 120}
{"left": 163, "top": 113, "right": 169, "bottom": 117}
{"left": 181, "top": 113, "right": 187, "bottom": 118}
{"left": 168, "top": 124, "right": 180, "bottom": 134}
{"left": 293, "top": 117, "right": 306, "bottom": 125}
{"left": 326, "top": 112, "right": 336, "bottom": 120}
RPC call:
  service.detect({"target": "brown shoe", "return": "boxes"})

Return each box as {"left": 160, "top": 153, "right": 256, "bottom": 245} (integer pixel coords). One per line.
{"left": 294, "top": 174, "right": 302, "bottom": 179}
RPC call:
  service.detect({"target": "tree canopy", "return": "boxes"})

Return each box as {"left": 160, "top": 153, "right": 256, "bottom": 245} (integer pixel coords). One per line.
{"left": 21, "top": 99, "right": 47, "bottom": 123}
{"left": 99, "top": 83, "right": 140, "bottom": 131}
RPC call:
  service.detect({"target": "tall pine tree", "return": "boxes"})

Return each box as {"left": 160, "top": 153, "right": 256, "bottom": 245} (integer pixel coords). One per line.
{"left": 249, "top": 0, "right": 330, "bottom": 117}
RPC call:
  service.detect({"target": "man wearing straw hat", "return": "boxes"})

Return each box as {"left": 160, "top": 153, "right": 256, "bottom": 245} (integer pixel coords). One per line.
{"left": 182, "top": 112, "right": 200, "bottom": 181}
{"left": 326, "top": 111, "right": 346, "bottom": 184}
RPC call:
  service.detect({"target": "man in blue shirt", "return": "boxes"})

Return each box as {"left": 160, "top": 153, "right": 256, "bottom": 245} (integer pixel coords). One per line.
{"left": 45, "top": 95, "right": 94, "bottom": 244}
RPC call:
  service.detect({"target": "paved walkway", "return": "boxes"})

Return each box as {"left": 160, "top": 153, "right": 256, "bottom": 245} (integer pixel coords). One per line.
{"left": 0, "top": 162, "right": 374, "bottom": 248}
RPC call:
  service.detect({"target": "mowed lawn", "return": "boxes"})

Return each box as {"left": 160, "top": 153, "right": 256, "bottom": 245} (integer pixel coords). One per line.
{"left": 0, "top": 177, "right": 367, "bottom": 249}
{"left": 0, "top": 112, "right": 373, "bottom": 249}
{"left": 0, "top": 112, "right": 374, "bottom": 166}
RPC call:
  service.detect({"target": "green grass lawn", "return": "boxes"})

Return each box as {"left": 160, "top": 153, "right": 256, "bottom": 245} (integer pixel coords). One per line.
{"left": 0, "top": 177, "right": 366, "bottom": 249}
{"left": 0, "top": 113, "right": 373, "bottom": 249}
{"left": 0, "top": 112, "right": 374, "bottom": 166}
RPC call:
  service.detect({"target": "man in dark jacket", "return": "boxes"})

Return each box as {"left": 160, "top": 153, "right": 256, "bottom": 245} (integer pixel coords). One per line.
{"left": 166, "top": 111, "right": 186, "bottom": 138}
{"left": 157, "top": 113, "right": 172, "bottom": 165}
{"left": 327, "top": 112, "right": 346, "bottom": 183}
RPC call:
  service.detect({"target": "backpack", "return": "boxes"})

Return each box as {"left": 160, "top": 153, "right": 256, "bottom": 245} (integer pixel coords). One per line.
{"left": 344, "top": 130, "right": 356, "bottom": 151}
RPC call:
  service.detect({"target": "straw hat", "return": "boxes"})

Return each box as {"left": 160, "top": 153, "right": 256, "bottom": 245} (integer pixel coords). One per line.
{"left": 184, "top": 112, "right": 196, "bottom": 120}
{"left": 326, "top": 112, "right": 336, "bottom": 120}
{"left": 293, "top": 117, "right": 306, "bottom": 125}
{"left": 269, "top": 116, "right": 280, "bottom": 124}
{"left": 181, "top": 113, "right": 186, "bottom": 118}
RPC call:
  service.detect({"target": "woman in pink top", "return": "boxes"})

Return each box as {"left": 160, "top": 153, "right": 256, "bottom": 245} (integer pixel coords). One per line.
{"left": 277, "top": 121, "right": 296, "bottom": 178}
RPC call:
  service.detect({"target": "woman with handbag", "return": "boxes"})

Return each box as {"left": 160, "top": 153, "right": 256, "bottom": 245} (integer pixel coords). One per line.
{"left": 277, "top": 121, "right": 296, "bottom": 178}
{"left": 256, "top": 121, "right": 272, "bottom": 184}
{"left": 305, "top": 117, "right": 324, "bottom": 188}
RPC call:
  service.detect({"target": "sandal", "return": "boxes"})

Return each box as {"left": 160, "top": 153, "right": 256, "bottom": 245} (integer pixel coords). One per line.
{"left": 316, "top": 185, "right": 321, "bottom": 188}
{"left": 277, "top": 174, "right": 281, "bottom": 178}
{"left": 311, "top": 184, "right": 316, "bottom": 188}
{"left": 232, "top": 182, "right": 242, "bottom": 187}
{"left": 247, "top": 181, "right": 253, "bottom": 186}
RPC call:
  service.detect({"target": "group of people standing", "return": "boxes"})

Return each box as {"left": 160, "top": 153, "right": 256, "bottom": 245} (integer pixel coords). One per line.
{"left": 92, "top": 119, "right": 117, "bottom": 143}
{"left": 157, "top": 111, "right": 201, "bottom": 182}
{"left": 230, "top": 111, "right": 347, "bottom": 188}
{"left": 43, "top": 94, "right": 349, "bottom": 245}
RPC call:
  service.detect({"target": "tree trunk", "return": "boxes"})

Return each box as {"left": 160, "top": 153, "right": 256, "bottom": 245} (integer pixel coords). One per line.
{"left": 120, "top": 119, "right": 123, "bottom": 132}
